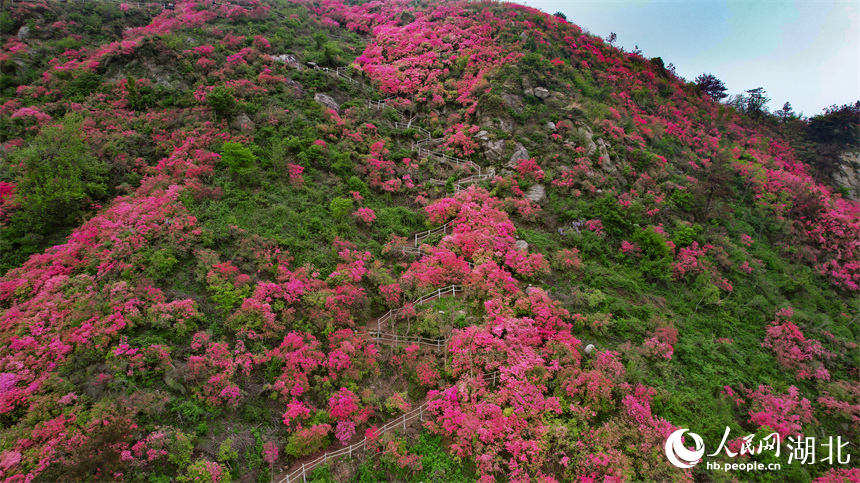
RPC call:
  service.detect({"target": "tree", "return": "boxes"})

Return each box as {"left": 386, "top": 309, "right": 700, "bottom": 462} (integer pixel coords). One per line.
{"left": 606, "top": 32, "right": 617, "bottom": 46}
{"left": 694, "top": 73, "right": 728, "bottom": 101}
{"left": 207, "top": 86, "right": 236, "bottom": 119}
{"left": 744, "top": 87, "right": 770, "bottom": 117}
{"left": 553, "top": 11, "right": 567, "bottom": 21}
{"left": 807, "top": 101, "right": 860, "bottom": 146}
{"left": 3, "top": 114, "right": 107, "bottom": 237}
{"left": 774, "top": 102, "right": 796, "bottom": 123}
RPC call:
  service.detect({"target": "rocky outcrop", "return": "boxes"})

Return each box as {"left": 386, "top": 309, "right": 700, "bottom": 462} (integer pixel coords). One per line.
{"left": 534, "top": 87, "right": 550, "bottom": 99}
{"left": 525, "top": 184, "right": 546, "bottom": 204}
{"left": 483, "top": 139, "right": 506, "bottom": 163}
{"left": 273, "top": 53, "right": 303, "bottom": 70}
{"left": 833, "top": 151, "right": 860, "bottom": 200}
{"left": 576, "top": 126, "right": 598, "bottom": 156}
{"left": 506, "top": 143, "right": 530, "bottom": 168}
{"left": 314, "top": 93, "right": 340, "bottom": 111}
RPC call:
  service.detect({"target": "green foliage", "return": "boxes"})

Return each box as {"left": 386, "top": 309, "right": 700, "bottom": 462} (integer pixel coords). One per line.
{"left": 62, "top": 70, "right": 102, "bottom": 101}
{"left": 207, "top": 86, "right": 237, "bottom": 119}
{"left": 329, "top": 197, "right": 354, "bottom": 221}
{"left": 633, "top": 226, "right": 672, "bottom": 281}
{"left": 168, "top": 432, "right": 196, "bottom": 469}
{"left": 217, "top": 438, "right": 239, "bottom": 463}
{"left": 220, "top": 141, "right": 257, "bottom": 174}
{"left": 347, "top": 175, "right": 368, "bottom": 196}
{"left": 146, "top": 249, "right": 179, "bottom": 282}
{"left": 1, "top": 114, "right": 108, "bottom": 272}
{"left": 208, "top": 277, "right": 252, "bottom": 316}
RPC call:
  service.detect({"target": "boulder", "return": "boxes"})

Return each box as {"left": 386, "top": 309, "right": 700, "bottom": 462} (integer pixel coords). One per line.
{"left": 475, "top": 130, "right": 490, "bottom": 142}
{"left": 584, "top": 344, "right": 596, "bottom": 354}
{"left": 515, "top": 240, "right": 529, "bottom": 252}
{"left": 483, "top": 139, "right": 506, "bottom": 163}
{"left": 501, "top": 92, "right": 524, "bottom": 113}
{"left": 284, "top": 78, "right": 305, "bottom": 97}
{"left": 234, "top": 112, "right": 254, "bottom": 130}
{"left": 525, "top": 184, "right": 546, "bottom": 204}
{"left": 273, "top": 54, "right": 303, "bottom": 70}
{"left": 546, "top": 121, "right": 556, "bottom": 131}
{"left": 314, "top": 93, "right": 340, "bottom": 111}
{"left": 597, "top": 138, "right": 615, "bottom": 173}
{"left": 16, "top": 26, "right": 29, "bottom": 40}
{"left": 577, "top": 126, "right": 598, "bottom": 156}
{"left": 506, "top": 143, "right": 530, "bottom": 168}
{"left": 534, "top": 87, "right": 550, "bottom": 99}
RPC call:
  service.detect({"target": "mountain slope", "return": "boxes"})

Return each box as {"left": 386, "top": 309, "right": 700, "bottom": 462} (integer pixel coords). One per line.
{"left": 0, "top": 1, "right": 857, "bottom": 482}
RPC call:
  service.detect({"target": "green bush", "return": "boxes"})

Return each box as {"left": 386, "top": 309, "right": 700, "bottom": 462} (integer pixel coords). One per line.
{"left": 329, "top": 197, "right": 353, "bottom": 221}
{"left": 207, "top": 86, "right": 236, "bottom": 119}
{"left": 220, "top": 141, "right": 257, "bottom": 174}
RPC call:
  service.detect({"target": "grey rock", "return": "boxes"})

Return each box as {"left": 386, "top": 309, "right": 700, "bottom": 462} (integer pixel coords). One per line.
{"left": 596, "top": 138, "right": 615, "bottom": 173}
{"left": 483, "top": 139, "right": 506, "bottom": 163}
{"left": 833, "top": 151, "right": 860, "bottom": 200}
{"left": 234, "top": 112, "right": 254, "bottom": 130}
{"left": 186, "top": 37, "right": 196, "bottom": 45}
{"left": 534, "top": 87, "right": 550, "bottom": 99}
{"left": 515, "top": 240, "right": 529, "bottom": 252}
{"left": 273, "top": 54, "right": 303, "bottom": 70}
{"left": 584, "top": 344, "right": 596, "bottom": 354}
{"left": 524, "top": 87, "right": 534, "bottom": 97}
{"left": 546, "top": 122, "right": 556, "bottom": 131}
{"left": 577, "top": 126, "right": 598, "bottom": 156}
{"left": 500, "top": 92, "right": 523, "bottom": 114}
{"left": 524, "top": 184, "right": 546, "bottom": 204}
{"left": 284, "top": 78, "right": 304, "bottom": 97}
{"left": 476, "top": 130, "right": 490, "bottom": 142}
{"left": 314, "top": 93, "right": 340, "bottom": 111}
{"left": 506, "top": 143, "right": 530, "bottom": 168}
{"left": 16, "top": 26, "right": 29, "bottom": 40}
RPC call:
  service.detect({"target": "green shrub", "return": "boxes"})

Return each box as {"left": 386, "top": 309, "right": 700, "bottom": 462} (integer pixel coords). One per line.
{"left": 329, "top": 197, "right": 353, "bottom": 221}
{"left": 207, "top": 86, "right": 236, "bottom": 119}
{"left": 220, "top": 141, "right": 257, "bottom": 174}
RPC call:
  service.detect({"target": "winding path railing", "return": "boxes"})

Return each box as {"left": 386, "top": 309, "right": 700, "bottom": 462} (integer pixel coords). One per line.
{"left": 376, "top": 284, "right": 464, "bottom": 332}
{"left": 277, "top": 370, "right": 499, "bottom": 483}
{"left": 412, "top": 221, "right": 454, "bottom": 246}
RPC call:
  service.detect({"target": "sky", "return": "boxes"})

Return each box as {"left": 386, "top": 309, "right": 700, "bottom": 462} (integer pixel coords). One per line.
{"left": 517, "top": 0, "right": 860, "bottom": 117}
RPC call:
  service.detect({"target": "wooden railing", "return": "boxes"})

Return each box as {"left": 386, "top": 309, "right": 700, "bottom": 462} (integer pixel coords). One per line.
{"left": 414, "top": 146, "right": 482, "bottom": 174}
{"left": 311, "top": 65, "right": 371, "bottom": 91}
{"left": 277, "top": 370, "right": 499, "bottom": 483}
{"left": 376, "top": 284, "right": 463, "bottom": 331}
{"left": 412, "top": 221, "right": 453, "bottom": 246}
{"left": 368, "top": 331, "right": 447, "bottom": 351}
{"left": 394, "top": 122, "right": 431, "bottom": 138}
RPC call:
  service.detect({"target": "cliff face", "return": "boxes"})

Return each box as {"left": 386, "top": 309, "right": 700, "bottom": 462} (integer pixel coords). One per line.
{"left": 833, "top": 151, "right": 860, "bottom": 200}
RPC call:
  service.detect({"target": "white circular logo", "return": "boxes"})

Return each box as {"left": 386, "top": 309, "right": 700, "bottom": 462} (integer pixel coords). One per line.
{"left": 665, "top": 429, "right": 705, "bottom": 468}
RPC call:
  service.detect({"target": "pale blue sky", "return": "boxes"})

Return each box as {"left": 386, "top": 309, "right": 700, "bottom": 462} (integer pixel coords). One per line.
{"left": 518, "top": 0, "right": 860, "bottom": 117}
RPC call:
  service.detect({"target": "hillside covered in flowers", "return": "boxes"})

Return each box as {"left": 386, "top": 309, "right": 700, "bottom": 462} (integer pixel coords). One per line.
{"left": 0, "top": 1, "right": 858, "bottom": 482}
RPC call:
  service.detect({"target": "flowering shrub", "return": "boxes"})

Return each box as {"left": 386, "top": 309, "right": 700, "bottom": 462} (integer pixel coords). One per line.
{"left": 353, "top": 207, "right": 376, "bottom": 225}
{"left": 761, "top": 308, "right": 832, "bottom": 380}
